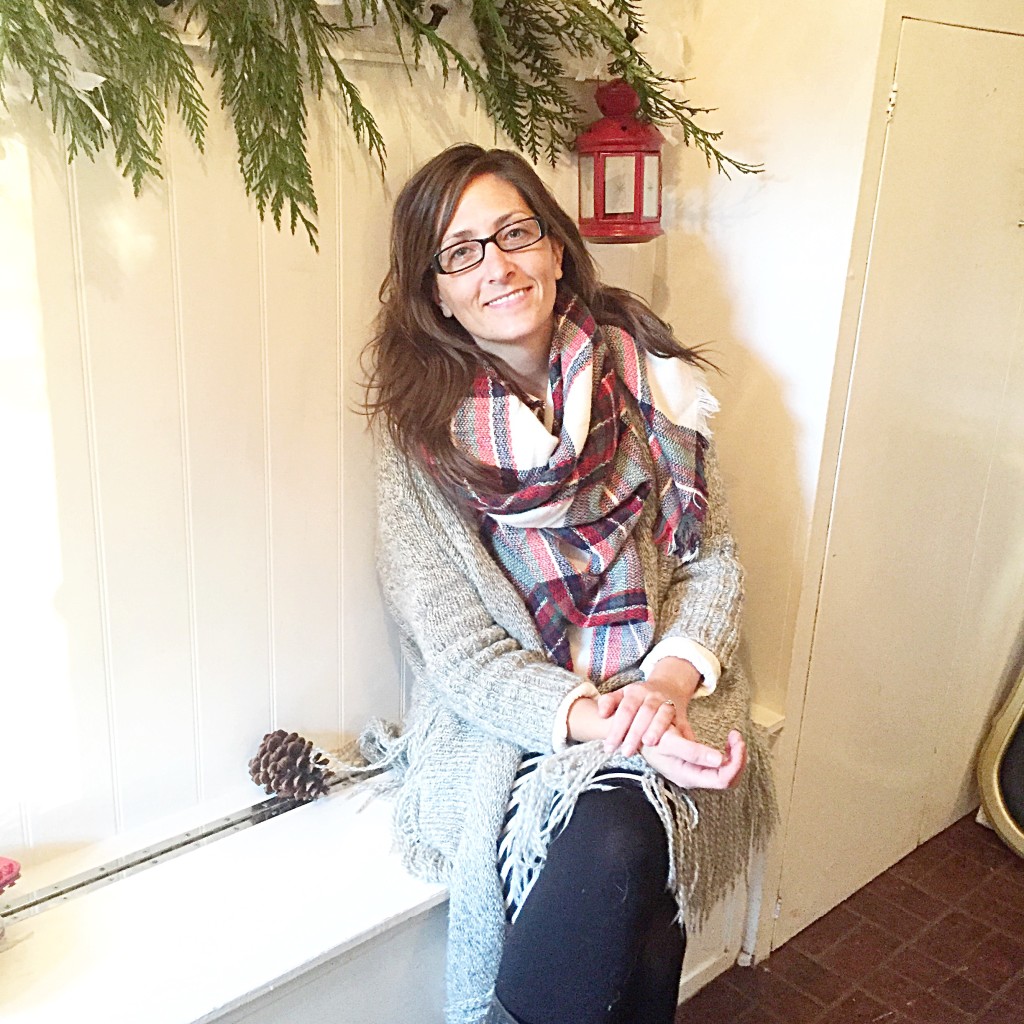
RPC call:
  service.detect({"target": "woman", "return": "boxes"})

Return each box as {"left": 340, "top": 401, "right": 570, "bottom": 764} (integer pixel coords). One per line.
{"left": 361, "top": 144, "right": 776, "bottom": 1024}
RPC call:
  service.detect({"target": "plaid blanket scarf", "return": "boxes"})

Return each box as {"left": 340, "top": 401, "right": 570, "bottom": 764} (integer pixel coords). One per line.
{"left": 450, "top": 292, "right": 716, "bottom": 680}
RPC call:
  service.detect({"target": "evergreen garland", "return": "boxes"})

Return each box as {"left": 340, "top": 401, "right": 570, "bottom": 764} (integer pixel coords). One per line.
{"left": 0, "top": 0, "right": 758, "bottom": 248}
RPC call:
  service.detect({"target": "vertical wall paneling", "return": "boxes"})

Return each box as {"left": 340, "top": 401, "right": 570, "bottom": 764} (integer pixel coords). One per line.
{"left": 165, "top": 133, "right": 203, "bottom": 800}
{"left": 0, "top": 132, "right": 35, "bottom": 855}
{"left": 259, "top": 97, "right": 342, "bottom": 747}
{"left": 335, "top": 63, "right": 413, "bottom": 736}
{"left": 164, "top": 85, "right": 273, "bottom": 803}
{"left": 336, "top": 81, "right": 352, "bottom": 737}
{"left": 389, "top": 77, "right": 421, "bottom": 727}
{"left": 68, "top": 144, "right": 197, "bottom": 829}
{"left": 259, "top": 225, "right": 277, "bottom": 731}
{"left": 11, "top": 103, "right": 118, "bottom": 867}
{"left": 1, "top": 115, "right": 116, "bottom": 862}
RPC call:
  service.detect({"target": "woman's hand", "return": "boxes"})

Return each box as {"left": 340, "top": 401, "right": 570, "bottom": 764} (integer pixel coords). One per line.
{"left": 596, "top": 658, "right": 703, "bottom": 756}
{"left": 597, "top": 682, "right": 684, "bottom": 756}
{"left": 644, "top": 729, "right": 747, "bottom": 790}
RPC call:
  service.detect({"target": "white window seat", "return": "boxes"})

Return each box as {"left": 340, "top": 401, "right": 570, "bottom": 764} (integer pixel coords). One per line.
{"left": 2, "top": 710, "right": 784, "bottom": 1024}
{"left": 0, "top": 782, "right": 448, "bottom": 1024}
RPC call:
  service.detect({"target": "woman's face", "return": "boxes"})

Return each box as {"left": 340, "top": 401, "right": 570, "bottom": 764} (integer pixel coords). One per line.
{"left": 433, "top": 173, "right": 564, "bottom": 368}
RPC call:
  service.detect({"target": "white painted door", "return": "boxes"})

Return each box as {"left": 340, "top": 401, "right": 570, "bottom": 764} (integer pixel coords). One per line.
{"left": 774, "top": 17, "right": 1024, "bottom": 944}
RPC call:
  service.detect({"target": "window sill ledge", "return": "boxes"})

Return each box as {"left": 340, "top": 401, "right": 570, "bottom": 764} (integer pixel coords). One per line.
{"left": 751, "top": 702, "right": 785, "bottom": 738}
{"left": 0, "top": 782, "right": 447, "bottom": 1024}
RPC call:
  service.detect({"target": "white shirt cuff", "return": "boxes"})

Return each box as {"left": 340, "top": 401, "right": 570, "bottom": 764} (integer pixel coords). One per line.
{"left": 551, "top": 681, "right": 601, "bottom": 750}
{"left": 639, "top": 638, "right": 721, "bottom": 697}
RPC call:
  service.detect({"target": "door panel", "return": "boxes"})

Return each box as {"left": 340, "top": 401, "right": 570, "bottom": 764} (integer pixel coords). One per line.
{"left": 775, "top": 18, "right": 1024, "bottom": 942}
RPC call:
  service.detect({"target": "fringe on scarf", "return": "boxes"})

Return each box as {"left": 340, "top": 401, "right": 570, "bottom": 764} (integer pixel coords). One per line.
{"left": 692, "top": 379, "right": 721, "bottom": 438}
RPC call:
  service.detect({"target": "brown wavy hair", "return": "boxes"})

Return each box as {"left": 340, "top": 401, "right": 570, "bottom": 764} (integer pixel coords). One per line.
{"left": 363, "top": 143, "right": 706, "bottom": 492}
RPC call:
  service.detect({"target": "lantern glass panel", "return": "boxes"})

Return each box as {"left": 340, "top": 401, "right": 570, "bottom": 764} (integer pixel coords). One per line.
{"left": 643, "top": 155, "right": 660, "bottom": 218}
{"left": 604, "top": 155, "right": 636, "bottom": 214}
{"left": 579, "top": 156, "right": 595, "bottom": 220}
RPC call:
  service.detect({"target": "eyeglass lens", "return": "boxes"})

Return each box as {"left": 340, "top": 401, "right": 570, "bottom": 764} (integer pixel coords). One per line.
{"left": 436, "top": 218, "right": 543, "bottom": 274}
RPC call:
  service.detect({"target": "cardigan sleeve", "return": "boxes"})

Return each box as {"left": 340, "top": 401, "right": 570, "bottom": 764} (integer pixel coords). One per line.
{"left": 374, "top": 434, "right": 582, "bottom": 753}
{"left": 648, "top": 439, "right": 745, "bottom": 675}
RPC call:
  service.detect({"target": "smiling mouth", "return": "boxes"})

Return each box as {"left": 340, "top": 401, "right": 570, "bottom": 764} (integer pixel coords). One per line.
{"left": 485, "top": 286, "right": 531, "bottom": 307}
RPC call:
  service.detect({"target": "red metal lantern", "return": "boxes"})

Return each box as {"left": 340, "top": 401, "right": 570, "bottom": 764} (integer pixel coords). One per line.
{"left": 575, "top": 79, "right": 664, "bottom": 243}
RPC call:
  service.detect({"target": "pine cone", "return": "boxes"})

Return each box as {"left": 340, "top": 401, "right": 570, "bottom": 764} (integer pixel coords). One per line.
{"left": 248, "top": 729, "right": 335, "bottom": 802}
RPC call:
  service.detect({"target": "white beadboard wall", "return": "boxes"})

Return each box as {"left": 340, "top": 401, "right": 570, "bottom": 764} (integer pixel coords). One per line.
{"left": 0, "top": 60, "right": 514, "bottom": 884}
{"left": 0, "top": 50, "right": 666, "bottom": 888}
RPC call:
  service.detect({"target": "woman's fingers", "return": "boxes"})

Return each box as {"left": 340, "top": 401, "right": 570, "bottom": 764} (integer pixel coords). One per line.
{"left": 602, "top": 686, "right": 678, "bottom": 756}
{"left": 639, "top": 700, "right": 678, "bottom": 748}
{"left": 621, "top": 697, "right": 676, "bottom": 756}
{"left": 597, "top": 685, "right": 733, "bottom": 767}
{"left": 654, "top": 730, "right": 724, "bottom": 768}
{"left": 642, "top": 730, "right": 748, "bottom": 790}
{"left": 600, "top": 685, "right": 645, "bottom": 751}
{"left": 596, "top": 690, "right": 624, "bottom": 718}
{"left": 721, "top": 730, "right": 748, "bottom": 788}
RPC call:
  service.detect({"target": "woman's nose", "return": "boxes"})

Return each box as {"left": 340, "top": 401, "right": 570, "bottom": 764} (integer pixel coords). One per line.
{"left": 480, "top": 239, "right": 516, "bottom": 277}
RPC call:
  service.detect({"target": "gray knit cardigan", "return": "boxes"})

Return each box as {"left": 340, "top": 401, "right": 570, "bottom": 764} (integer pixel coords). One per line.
{"left": 361, "top": 424, "right": 777, "bottom": 1024}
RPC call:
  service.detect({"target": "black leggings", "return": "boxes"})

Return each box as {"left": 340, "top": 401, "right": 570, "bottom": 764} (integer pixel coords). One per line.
{"left": 494, "top": 783, "right": 686, "bottom": 1024}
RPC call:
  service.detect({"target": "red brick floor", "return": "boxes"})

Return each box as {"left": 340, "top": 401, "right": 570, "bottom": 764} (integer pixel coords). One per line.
{"left": 678, "top": 813, "right": 1024, "bottom": 1023}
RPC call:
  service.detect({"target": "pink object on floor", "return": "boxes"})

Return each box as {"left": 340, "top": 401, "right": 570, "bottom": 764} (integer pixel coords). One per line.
{"left": 0, "top": 856, "right": 20, "bottom": 893}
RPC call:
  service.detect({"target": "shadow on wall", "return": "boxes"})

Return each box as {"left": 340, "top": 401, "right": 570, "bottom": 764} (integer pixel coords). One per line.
{"left": 651, "top": 231, "right": 806, "bottom": 715}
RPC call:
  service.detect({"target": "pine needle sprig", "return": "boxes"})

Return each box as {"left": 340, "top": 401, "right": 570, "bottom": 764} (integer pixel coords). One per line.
{"left": 134, "top": 7, "right": 207, "bottom": 153}
{"left": 99, "top": 78, "right": 163, "bottom": 194}
{"left": 192, "top": 1, "right": 321, "bottom": 247}
{"left": 379, "top": 0, "right": 493, "bottom": 104}
{"left": 463, "top": 0, "right": 758, "bottom": 173}
{"left": 0, "top": 0, "right": 109, "bottom": 162}
{"left": 582, "top": 1, "right": 762, "bottom": 175}
{"left": 622, "top": 69, "right": 762, "bottom": 176}
{"left": 470, "top": 0, "right": 582, "bottom": 165}
{"left": 66, "top": 2, "right": 166, "bottom": 192}
{"left": 1, "top": 1, "right": 759, "bottom": 248}
{"left": 602, "top": 0, "right": 644, "bottom": 42}
{"left": 293, "top": 1, "right": 386, "bottom": 170}
{"left": 1, "top": 0, "right": 208, "bottom": 191}
{"left": 186, "top": 0, "right": 388, "bottom": 246}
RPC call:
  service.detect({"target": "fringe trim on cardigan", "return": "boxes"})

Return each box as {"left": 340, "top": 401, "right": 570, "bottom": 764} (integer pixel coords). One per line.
{"left": 492, "top": 727, "right": 776, "bottom": 935}
{"left": 355, "top": 707, "right": 778, "bottom": 1024}
{"left": 356, "top": 713, "right": 779, "bottom": 932}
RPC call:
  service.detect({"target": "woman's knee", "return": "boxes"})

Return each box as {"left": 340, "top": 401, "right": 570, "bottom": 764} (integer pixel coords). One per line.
{"left": 554, "top": 786, "right": 669, "bottom": 894}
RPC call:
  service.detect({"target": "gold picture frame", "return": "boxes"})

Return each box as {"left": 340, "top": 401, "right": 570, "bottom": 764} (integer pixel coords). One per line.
{"left": 977, "top": 664, "right": 1024, "bottom": 859}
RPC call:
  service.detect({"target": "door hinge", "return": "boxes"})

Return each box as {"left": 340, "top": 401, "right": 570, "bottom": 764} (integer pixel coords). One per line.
{"left": 885, "top": 82, "right": 898, "bottom": 123}
{"left": 773, "top": 897, "right": 782, "bottom": 919}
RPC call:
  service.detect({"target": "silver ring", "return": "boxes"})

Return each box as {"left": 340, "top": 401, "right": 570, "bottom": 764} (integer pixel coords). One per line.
{"left": 661, "top": 700, "right": 675, "bottom": 709}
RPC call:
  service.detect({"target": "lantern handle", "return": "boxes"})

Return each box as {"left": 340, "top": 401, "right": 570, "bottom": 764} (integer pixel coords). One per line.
{"left": 595, "top": 79, "right": 641, "bottom": 118}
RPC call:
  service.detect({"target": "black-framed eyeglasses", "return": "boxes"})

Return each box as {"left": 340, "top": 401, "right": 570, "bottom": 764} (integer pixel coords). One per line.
{"left": 432, "top": 217, "right": 547, "bottom": 275}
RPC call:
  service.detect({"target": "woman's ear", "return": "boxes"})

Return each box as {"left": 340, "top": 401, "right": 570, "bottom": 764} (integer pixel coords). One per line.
{"left": 432, "top": 281, "right": 454, "bottom": 318}
{"left": 552, "top": 239, "right": 565, "bottom": 281}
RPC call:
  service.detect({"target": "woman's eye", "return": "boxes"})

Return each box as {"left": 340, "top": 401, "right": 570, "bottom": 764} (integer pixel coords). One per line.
{"left": 504, "top": 226, "right": 526, "bottom": 240}
{"left": 441, "top": 245, "right": 475, "bottom": 269}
